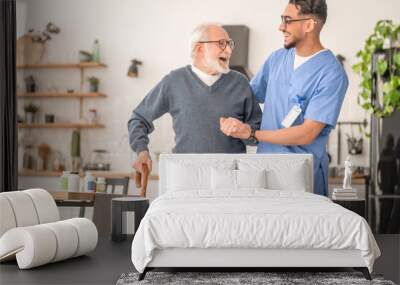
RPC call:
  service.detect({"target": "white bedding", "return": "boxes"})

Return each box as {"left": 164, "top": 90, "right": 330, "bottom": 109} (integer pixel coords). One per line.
{"left": 131, "top": 190, "right": 380, "bottom": 273}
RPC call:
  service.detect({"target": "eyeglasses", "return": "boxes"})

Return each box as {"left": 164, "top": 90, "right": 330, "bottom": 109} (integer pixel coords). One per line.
{"left": 281, "top": 16, "right": 316, "bottom": 27}
{"left": 197, "top": 39, "right": 235, "bottom": 51}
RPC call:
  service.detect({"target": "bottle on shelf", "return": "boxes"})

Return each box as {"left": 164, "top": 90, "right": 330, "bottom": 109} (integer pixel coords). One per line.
{"left": 84, "top": 171, "right": 96, "bottom": 192}
{"left": 92, "top": 39, "right": 100, "bottom": 63}
{"left": 96, "top": 177, "right": 106, "bottom": 193}
{"left": 60, "top": 171, "right": 70, "bottom": 191}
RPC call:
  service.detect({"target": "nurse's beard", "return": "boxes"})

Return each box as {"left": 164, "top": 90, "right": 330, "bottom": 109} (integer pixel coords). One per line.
{"left": 284, "top": 40, "right": 297, "bottom": 49}
{"left": 283, "top": 34, "right": 298, "bottom": 49}
{"left": 204, "top": 48, "right": 230, "bottom": 74}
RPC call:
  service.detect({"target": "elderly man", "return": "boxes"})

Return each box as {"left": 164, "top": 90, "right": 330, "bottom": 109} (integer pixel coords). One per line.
{"left": 128, "top": 23, "right": 262, "bottom": 174}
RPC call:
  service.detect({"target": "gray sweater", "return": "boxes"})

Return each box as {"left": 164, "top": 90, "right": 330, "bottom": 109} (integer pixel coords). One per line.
{"left": 128, "top": 65, "right": 262, "bottom": 154}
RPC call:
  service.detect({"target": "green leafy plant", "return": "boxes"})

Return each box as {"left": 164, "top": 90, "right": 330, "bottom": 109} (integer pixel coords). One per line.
{"left": 24, "top": 103, "right": 39, "bottom": 113}
{"left": 87, "top": 76, "right": 100, "bottom": 92}
{"left": 87, "top": 76, "right": 99, "bottom": 85}
{"left": 352, "top": 20, "right": 400, "bottom": 117}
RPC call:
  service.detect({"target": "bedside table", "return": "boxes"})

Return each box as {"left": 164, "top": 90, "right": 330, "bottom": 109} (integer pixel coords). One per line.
{"left": 332, "top": 199, "right": 366, "bottom": 218}
{"left": 111, "top": 197, "right": 149, "bottom": 242}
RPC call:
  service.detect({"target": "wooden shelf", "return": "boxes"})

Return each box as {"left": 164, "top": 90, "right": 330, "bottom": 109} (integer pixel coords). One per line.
{"left": 18, "top": 123, "right": 105, "bottom": 129}
{"left": 17, "top": 92, "right": 107, "bottom": 98}
{"left": 329, "top": 176, "right": 367, "bottom": 185}
{"left": 17, "top": 62, "right": 107, "bottom": 69}
{"left": 19, "top": 170, "right": 63, "bottom": 177}
{"left": 19, "top": 170, "right": 160, "bottom": 180}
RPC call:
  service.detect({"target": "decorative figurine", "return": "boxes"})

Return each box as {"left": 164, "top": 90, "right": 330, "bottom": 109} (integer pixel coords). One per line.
{"left": 127, "top": 59, "right": 142, "bottom": 78}
{"left": 343, "top": 156, "right": 353, "bottom": 190}
{"left": 332, "top": 155, "right": 357, "bottom": 200}
{"left": 25, "top": 75, "right": 36, "bottom": 93}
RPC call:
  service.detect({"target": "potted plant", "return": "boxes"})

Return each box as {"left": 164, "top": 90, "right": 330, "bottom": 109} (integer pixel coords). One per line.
{"left": 24, "top": 103, "right": 39, "bottom": 123}
{"left": 352, "top": 20, "right": 400, "bottom": 117}
{"left": 87, "top": 76, "right": 99, "bottom": 92}
{"left": 17, "top": 22, "right": 61, "bottom": 65}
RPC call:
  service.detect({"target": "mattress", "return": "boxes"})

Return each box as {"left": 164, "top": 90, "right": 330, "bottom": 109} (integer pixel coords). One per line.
{"left": 131, "top": 190, "right": 380, "bottom": 273}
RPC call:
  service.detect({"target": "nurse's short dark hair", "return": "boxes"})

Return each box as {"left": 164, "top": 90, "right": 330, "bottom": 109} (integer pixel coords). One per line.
{"left": 289, "top": 0, "right": 327, "bottom": 24}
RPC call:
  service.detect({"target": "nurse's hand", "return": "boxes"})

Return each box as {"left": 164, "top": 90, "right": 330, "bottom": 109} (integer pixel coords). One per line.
{"left": 220, "top": 117, "right": 251, "bottom": 139}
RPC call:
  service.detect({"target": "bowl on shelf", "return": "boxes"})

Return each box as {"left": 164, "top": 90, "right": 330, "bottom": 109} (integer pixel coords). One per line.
{"left": 83, "top": 162, "right": 111, "bottom": 171}
{"left": 79, "top": 50, "right": 92, "bottom": 62}
{"left": 84, "top": 149, "right": 111, "bottom": 171}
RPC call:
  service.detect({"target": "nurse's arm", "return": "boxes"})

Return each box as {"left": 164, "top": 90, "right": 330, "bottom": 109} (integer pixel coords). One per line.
{"left": 255, "top": 119, "right": 325, "bottom": 145}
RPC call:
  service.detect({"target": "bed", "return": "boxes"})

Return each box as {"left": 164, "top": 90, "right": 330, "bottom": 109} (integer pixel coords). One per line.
{"left": 131, "top": 154, "right": 380, "bottom": 281}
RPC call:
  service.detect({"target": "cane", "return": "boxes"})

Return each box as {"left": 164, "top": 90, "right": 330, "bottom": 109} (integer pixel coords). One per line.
{"left": 135, "top": 163, "right": 149, "bottom": 197}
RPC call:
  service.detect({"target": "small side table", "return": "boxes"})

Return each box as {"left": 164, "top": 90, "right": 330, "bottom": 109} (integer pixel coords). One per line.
{"left": 332, "top": 199, "right": 366, "bottom": 218}
{"left": 111, "top": 197, "right": 149, "bottom": 242}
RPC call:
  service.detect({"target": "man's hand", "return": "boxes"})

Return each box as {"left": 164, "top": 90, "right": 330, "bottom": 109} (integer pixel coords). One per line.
{"left": 220, "top": 117, "right": 251, "bottom": 139}
{"left": 133, "top": 151, "right": 152, "bottom": 184}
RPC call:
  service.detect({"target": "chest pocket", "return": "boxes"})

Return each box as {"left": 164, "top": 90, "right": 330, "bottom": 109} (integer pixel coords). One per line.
{"left": 288, "top": 85, "right": 308, "bottom": 126}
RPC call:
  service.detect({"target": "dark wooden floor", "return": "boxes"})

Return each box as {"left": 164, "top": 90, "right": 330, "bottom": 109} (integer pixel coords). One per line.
{"left": 1, "top": 235, "right": 399, "bottom": 285}
{"left": 0, "top": 236, "right": 134, "bottom": 285}
{"left": 373, "top": 234, "right": 400, "bottom": 284}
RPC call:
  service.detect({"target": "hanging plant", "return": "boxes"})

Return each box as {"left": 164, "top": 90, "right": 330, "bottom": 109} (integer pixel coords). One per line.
{"left": 352, "top": 20, "right": 400, "bottom": 117}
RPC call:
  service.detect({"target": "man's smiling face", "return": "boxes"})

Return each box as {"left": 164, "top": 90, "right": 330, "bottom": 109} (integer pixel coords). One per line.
{"left": 201, "top": 26, "right": 232, "bottom": 74}
{"left": 279, "top": 4, "right": 310, "bottom": 49}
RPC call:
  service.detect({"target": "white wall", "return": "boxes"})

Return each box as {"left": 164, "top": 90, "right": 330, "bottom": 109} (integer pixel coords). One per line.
{"left": 17, "top": 0, "right": 400, "bottom": 173}
{"left": 16, "top": 1, "right": 27, "bottom": 38}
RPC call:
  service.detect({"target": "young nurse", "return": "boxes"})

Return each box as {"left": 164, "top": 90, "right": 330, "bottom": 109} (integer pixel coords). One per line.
{"left": 220, "top": 0, "right": 348, "bottom": 196}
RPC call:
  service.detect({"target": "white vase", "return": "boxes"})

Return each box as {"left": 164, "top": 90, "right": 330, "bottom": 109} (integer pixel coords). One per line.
{"left": 25, "top": 112, "right": 35, "bottom": 123}
{"left": 89, "top": 83, "right": 98, "bottom": 93}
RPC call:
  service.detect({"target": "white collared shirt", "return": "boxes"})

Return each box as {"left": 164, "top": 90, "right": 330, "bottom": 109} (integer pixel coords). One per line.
{"left": 294, "top": 49, "right": 328, "bottom": 70}
{"left": 191, "top": 65, "right": 221, "bottom": 86}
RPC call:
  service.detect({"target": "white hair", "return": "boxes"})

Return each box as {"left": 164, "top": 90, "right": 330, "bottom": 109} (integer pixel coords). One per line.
{"left": 189, "top": 23, "right": 224, "bottom": 60}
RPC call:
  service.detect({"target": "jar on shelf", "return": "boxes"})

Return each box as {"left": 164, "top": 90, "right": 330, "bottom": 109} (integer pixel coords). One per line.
{"left": 22, "top": 145, "right": 36, "bottom": 170}
{"left": 96, "top": 177, "right": 106, "bottom": 193}
{"left": 87, "top": 109, "right": 97, "bottom": 125}
{"left": 91, "top": 149, "right": 110, "bottom": 171}
{"left": 68, "top": 171, "right": 80, "bottom": 192}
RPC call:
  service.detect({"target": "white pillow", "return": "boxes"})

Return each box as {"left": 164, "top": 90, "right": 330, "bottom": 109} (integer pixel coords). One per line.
{"left": 266, "top": 167, "right": 306, "bottom": 191}
{"left": 166, "top": 160, "right": 235, "bottom": 191}
{"left": 211, "top": 169, "right": 267, "bottom": 191}
{"left": 236, "top": 169, "right": 267, "bottom": 189}
{"left": 237, "top": 159, "right": 308, "bottom": 191}
{"left": 211, "top": 168, "right": 236, "bottom": 190}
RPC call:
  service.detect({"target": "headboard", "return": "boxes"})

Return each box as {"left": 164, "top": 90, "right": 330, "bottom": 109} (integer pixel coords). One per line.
{"left": 158, "top": 153, "right": 313, "bottom": 194}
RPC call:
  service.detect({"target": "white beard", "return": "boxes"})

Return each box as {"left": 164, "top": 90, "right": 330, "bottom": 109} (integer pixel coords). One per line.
{"left": 204, "top": 47, "right": 230, "bottom": 74}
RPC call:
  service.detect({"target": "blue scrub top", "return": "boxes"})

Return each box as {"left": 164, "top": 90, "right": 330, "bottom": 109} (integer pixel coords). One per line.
{"left": 251, "top": 48, "right": 348, "bottom": 196}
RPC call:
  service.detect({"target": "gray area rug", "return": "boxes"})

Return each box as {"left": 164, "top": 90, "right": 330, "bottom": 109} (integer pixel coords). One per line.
{"left": 116, "top": 271, "right": 395, "bottom": 285}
